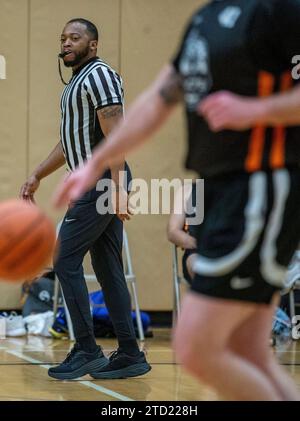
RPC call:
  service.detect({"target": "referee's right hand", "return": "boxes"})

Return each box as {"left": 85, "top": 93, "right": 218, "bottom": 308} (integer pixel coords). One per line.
{"left": 19, "top": 175, "right": 40, "bottom": 204}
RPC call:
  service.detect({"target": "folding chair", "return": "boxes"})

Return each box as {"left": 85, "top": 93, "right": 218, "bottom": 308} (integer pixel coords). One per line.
{"left": 289, "top": 286, "right": 300, "bottom": 320}
{"left": 53, "top": 221, "right": 145, "bottom": 342}
{"left": 284, "top": 250, "right": 300, "bottom": 320}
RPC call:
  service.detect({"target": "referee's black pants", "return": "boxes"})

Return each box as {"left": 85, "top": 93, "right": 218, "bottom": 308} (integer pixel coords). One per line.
{"left": 54, "top": 180, "right": 136, "bottom": 344}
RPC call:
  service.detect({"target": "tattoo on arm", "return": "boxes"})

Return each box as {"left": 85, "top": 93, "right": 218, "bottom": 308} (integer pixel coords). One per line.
{"left": 159, "top": 70, "right": 184, "bottom": 105}
{"left": 98, "top": 105, "right": 123, "bottom": 119}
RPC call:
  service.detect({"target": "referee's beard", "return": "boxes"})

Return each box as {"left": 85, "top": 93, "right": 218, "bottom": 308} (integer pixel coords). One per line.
{"left": 63, "top": 45, "right": 91, "bottom": 68}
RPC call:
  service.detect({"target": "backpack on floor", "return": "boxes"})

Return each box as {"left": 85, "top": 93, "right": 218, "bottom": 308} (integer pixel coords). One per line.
{"left": 89, "top": 290, "right": 152, "bottom": 338}
{"left": 21, "top": 271, "right": 55, "bottom": 317}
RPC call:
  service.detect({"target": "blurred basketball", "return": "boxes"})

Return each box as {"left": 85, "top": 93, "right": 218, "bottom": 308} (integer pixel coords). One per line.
{"left": 0, "top": 199, "right": 56, "bottom": 282}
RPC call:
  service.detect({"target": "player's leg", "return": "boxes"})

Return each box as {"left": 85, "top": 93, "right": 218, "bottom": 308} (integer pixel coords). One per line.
{"left": 228, "top": 294, "right": 300, "bottom": 400}
{"left": 174, "top": 172, "right": 281, "bottom": 399}
{"left": 173, "top": 292, "right": 281, "bottom": 400}
{"left": 226, "top": 167, "right": 300, "bottom": 400}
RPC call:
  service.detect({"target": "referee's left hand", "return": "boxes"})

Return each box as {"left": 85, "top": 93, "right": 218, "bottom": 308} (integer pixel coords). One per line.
{"left": 112, "top": 186, "right": 134, "bottom": 222}
{"left": 19, "top": 174, "right": 40, "bottom": 204}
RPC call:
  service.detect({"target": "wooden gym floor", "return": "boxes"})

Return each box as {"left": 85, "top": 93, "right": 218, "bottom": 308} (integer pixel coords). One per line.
{"left": 0, "top": 328, "right": 299, "bottom": 401}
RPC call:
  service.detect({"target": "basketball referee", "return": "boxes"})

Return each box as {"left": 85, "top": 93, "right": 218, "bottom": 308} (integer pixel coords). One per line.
{"left": 54, "top": 2, "right": 300, "bottom": 399}
{"left": 20, "top": 18, "right": 150, "bottom": 380}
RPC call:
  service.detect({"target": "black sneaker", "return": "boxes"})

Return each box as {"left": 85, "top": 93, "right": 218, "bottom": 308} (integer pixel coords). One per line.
{"left": 48, "top": 344, "right": 109, "bottom": 380}
{"left": 90, "top": 349, "right": 151, "bottom": 379}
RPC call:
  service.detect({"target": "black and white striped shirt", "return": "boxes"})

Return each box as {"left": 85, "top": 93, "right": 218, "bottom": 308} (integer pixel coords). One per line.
{"left": 60, "top": 57, "right": 123, "bottom": 171}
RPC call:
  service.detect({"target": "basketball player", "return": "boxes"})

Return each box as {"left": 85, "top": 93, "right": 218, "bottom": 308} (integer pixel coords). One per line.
{"left": 20, "top": 18, "right": 150, "bottom": 380}
{"left": 53, "top": 1, "right": 300, "bottom": 399}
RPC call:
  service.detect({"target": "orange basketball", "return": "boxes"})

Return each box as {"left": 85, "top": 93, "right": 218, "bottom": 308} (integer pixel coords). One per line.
{"left": 0, "top": 199, "right": 56, "bottom": 282}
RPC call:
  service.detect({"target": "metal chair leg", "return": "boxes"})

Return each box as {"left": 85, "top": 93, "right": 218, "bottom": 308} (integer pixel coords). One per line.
{"left": 290, "top": 288, "right": 296, "bottom": 320}
{"left": 53, "top": 276, "right": 60, "bottom": 318}
{"left": 172, "top": 245, "right": 181, "bottom": 325}
{"left": 53, "top": 273, "right": 75, "bottom": 341}
{"left": 63, "top": 293, "right": 75, "bottom": 341}
{"left": 123, "top": 230, "right": 145, "bottom": 341}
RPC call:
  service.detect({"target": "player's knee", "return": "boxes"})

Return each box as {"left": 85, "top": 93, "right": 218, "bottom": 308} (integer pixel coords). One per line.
{"left": 230, "top": 341, "right": 271, "bottom": 368}
{"left": 174, "top": 342, "right": 216, "bottom": 380}
{"left": 174, "top": 340, "right": 195, "bottom": 370}
{"left": 174, "top": 325, "right": 224, "bottom": 379}
{"left": 173, "top": 328, "right": 206, "bottom": 368}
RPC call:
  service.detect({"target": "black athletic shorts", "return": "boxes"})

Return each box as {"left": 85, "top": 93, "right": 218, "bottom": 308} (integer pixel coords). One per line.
{"left": 191, "top": 167, "right": 300, "bottom": 304}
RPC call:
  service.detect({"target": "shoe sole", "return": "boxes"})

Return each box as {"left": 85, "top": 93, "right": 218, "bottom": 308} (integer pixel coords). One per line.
{"left": 90, "top": 362, "right": 151, "bottom": 379}
{"left": 48, "top": 356, "right": 109, "bottom": 380}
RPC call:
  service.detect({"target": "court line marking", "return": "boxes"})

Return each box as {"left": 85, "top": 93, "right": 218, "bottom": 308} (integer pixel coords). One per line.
{"left": 3, "top": 349, "right": 134, "bottom": 401}
{"left": 281, "top": 363, "right": 300, "bottom": 366}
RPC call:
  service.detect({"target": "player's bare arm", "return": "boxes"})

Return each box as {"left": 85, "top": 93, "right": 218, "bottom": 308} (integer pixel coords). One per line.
{"left": 258, "top": 84, "right": 300, "bottom": 125}
{"left": 159, "top": 67, "right": 184, "bottom": 106}
{"left": 91, "top": 65, "right": 183, "bottom": 168}
{"left": 199, "top": 85, "right": 300, "bottom": 132}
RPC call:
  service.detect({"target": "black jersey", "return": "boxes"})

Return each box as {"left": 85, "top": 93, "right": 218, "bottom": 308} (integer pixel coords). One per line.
{"left": 172, "top": 0, "right": 300, "bottom": 177}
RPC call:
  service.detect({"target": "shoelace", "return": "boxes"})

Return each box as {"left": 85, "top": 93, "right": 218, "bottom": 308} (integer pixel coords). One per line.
{"left": 109, "top": 349, "right": 144, "bottom": 361}
{"left": 108, "top": 349, "right": 121, "bottom": 361}
{"left": 62, "top": 346, "right": 79, "bottom": 364}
